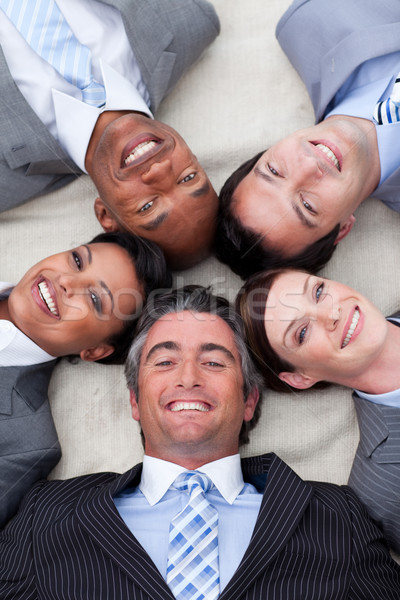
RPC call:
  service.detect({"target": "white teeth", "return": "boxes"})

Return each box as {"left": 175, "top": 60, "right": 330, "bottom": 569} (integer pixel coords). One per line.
{"left": 170, "top": 402, "right": 209, "bottom": 412}
{"left": 316, "top": 143, "right": 340, "bottom": 170}
{"left": 38, "top": 281, "right": 59, "bottom": 317}
{"left": 124, "top": 140, "right": 158, "bottom": 166}
{"left": 342, "top": 309, "right": 360, "bottom": 348}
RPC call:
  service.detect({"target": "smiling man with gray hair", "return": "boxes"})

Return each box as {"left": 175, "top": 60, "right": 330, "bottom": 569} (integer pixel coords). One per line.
{"left": 1, "top": 286, "right": 399, "bottom": 599}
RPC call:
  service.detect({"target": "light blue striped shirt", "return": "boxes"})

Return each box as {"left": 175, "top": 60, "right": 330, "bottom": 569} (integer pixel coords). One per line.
{"left": 114, "top": 454, "right": 263, "bottom": 590}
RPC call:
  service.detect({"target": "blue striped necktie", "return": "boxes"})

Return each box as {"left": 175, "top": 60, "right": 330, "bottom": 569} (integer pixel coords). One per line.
{"left": 167, "top": 471, "right": 220, "bottom": 600}
{"left": 373, "top": 71, "right": 400, "bottom": 125}
{"left": 0, "top": 0, "right": 106, "bottom": 107}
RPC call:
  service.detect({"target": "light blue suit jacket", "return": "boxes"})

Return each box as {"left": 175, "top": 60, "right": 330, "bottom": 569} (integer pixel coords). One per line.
{"left": 276, "top": 0, "right": 400, "bottom": 210}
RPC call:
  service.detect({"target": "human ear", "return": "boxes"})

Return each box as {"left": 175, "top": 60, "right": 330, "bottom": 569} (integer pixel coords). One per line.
{"left": 278, "top": 371, "right": 318, "bottom": 390}
{"left": 79, "top": 343, "right": 114, "bottom": 362}
{"left": 129, "top": 389, "right": 140, "bottom": 421}
{"left": 94, "top": 197, "right": 121, "bottom": 232}
{"left": 243, "top": 386, "right": 260, "bottom": 421}
{"left": 334, "top": 215, "right": 356, "bottom": 244}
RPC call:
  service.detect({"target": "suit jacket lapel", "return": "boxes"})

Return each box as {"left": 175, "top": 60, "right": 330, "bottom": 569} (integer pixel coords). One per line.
{"left": 98, "top": 0, "right": 175, "bottom": 112}
{"left": 220, "top": 453, "right": 313, "bottom": 599}
{"left": 0, "top": 360, "right": 56, "bottom": 415}
{"left": 77, "top": 464, "right": 175, "bottom": 600}
{"left": 353, "top": 394, "right": 400, "bottom": 463}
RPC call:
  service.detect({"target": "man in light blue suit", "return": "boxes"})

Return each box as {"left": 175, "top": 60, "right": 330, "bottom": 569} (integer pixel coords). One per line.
{"left": 215, "top": 0, "right": 400, "bottom": 278}
{"left": 0, "top": 0, "right": 220, "bottom": 269}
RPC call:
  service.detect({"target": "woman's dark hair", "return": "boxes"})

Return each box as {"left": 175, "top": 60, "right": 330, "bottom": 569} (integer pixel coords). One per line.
{"left": 215, "top": 151, "right": 339, "bottom": 279}
{"left": 89, "top": 232, "right": 172, "bottom": 365}
{"left": 236, "top": 269, "right": 329, "bottom": 393}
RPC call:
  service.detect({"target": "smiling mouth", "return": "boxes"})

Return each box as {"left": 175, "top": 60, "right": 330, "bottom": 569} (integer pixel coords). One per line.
{"left": 123, "top": 139, "right": 160, "bottom": 167}
{"left": 315, "top": 143, "right": 341, "bottom": 171}
{"left": 341, "top": 308, "right": 360, "bottom": 348}
{"left": 169, "top": 401, "right": 211, "bottom": 413}
{"left": 38, "top": 280, "right": 59, "bottom": 318}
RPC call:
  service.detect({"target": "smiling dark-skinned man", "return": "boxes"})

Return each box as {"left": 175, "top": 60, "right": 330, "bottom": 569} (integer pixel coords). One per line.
{"left": 0, "top": 0, "right": 219, "bottom": 269}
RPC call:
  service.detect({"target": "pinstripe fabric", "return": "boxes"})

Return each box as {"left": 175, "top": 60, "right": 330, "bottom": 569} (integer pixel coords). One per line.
{"left": 349, "top": 395, "right": 400, "bottom": 554}
{"left": 1, "top": 453, "right": 399, "bottom": 599}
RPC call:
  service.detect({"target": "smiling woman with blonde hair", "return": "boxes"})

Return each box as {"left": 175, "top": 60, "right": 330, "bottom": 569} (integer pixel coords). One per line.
{"left": 0, "top": 231, "right": 171, "bottom": 527}
{"left": 237, "top": 267, "right": 400, "bottom": 554}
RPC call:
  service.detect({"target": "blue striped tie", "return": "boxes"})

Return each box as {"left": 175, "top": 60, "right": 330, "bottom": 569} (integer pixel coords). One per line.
{"left": 0, "top": 0, "right": 106, "bottom": 107}
{"left": 167, "top": 471, "right": 220, "bottom": 600}
{"left": 373, "top": 71, "right": 400, "bottom": 125}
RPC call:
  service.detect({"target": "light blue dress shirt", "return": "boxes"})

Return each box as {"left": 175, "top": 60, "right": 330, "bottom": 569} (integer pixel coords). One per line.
{"left": 354, "top": 317, "right": 400, "bottom": 408}
{"left": 114, "top": 454, "right": 263, "bottom": 591}
{"left": 326, "top": 51, "right": 400, "bottom": 189}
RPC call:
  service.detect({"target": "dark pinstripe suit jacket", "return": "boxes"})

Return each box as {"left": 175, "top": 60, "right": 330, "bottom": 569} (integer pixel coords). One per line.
{"left": 1, "top": 453, "right": 399, "bottom": 599}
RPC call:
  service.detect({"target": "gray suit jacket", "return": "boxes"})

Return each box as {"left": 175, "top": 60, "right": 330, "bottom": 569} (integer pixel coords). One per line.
{"left": 0, "top": 360, "right": 61, "bottom": 527}
{"left": 276, "top": 0, "right": 400, "bottom": 209}
{"left": 349, "top": 396, "right": 400, "bottom": 554}
{"left": 0, "top": 0, "right": 220, "bottom": 210}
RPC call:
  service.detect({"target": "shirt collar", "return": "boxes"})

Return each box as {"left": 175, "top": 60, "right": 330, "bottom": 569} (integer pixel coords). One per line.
{"left": 139, "top": 454, "right": 245, "bottom": 506}
{"left": 53, "top": 60, "right": 153, "bottom": 173}
{"left": 0, "top": 282, "right": 56, "bottom": 366}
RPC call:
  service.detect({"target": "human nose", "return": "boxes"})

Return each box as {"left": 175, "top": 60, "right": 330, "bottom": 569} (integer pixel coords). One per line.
{"left": 176, "top": 359, "right": 202, "bottom": 389}
{"left": 58, "top": 272, "right": 84, "bottom": 297}
{"left": 140, "top": 158, "right": 174, "bottom": 186}
{"left": 291, "top": 143, "right": 323, "bottom": 185}
{"left": 318, "top": 302, "right": 341, "bottom": 331}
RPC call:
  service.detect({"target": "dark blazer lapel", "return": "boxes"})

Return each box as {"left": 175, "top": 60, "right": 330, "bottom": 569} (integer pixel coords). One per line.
{"left": 0, "top": 361, "right": 56, "bottom": 415}
{"left": 77, "top": 464, "right": 175, "bottom": 600}
{"left": 220, "top": 453, "right": 313, "bottom": 599}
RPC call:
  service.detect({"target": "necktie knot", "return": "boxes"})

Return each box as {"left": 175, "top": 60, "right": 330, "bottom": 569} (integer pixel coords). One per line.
{"left": 173, "top": 471, "right": 212, "bottom": 495}
{"left": 374, "top": 72, "right": 400, "bottom": 125}
{"left": 1, "top": 0, "right": 106, "bottom": 108}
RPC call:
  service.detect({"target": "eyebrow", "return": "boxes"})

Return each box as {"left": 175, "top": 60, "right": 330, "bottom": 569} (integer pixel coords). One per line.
{"left": 144, "top": 341, "right": 236, "bottom": 363}
{"left": 83, "top": 244, "right": 92, "bottom": 264}
{"left": 140, "top": 211, "right": 169, "bottom": 232}
{"left": 100, "top": 281, "right": 114, "bottom": 311}
{"left": 200, "top": 342, "right": 236, "bottom": 362}
{"left": 190, "top": 181, "right": 211, "bottom": 198}
{"left": 145, "top": 341, "right": 179, "bottom": 363}
{"left": 283, "top": 274, "right": 312, "bottom": 347}
{"left": 254, "top": 166, "right": 316, "bottom": 229}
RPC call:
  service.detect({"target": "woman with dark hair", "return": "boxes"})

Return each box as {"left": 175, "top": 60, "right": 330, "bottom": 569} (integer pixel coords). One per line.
{"left": 1, "top": 231, "right": 171, "bottom": 527}
{"left": 237, "top": 268, "right": 400, "bottom": 553}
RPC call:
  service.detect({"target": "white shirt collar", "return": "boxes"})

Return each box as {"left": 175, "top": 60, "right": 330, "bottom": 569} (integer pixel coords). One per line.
{"left": 53, "top": 60, "right": 153, "bottom": 173}
{"left": 139, "top": 454, "right": 245, "bottom": 506}
{"left": 0, "top": 282, "right": 56, "bottom": 366}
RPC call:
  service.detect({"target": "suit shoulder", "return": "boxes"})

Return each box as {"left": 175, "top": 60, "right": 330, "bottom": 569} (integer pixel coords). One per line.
{"left": 309, "top": 480, "right": 364, "bottom": 516}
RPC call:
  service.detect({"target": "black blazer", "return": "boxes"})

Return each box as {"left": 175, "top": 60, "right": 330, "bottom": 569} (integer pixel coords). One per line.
{"left": 0, "top": 453, "right": 399, "bottom": 599}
